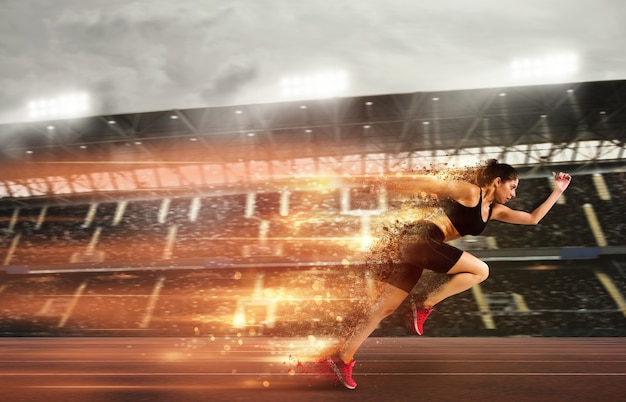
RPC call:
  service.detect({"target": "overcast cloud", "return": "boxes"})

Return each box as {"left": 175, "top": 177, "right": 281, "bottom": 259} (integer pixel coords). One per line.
{"left": 1, "top": 0, "right": 625, "bottom": 123}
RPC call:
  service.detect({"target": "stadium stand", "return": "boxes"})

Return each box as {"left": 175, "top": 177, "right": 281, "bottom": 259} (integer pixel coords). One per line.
{"left": 0, "top": 260, "right": 625, "bottom": 337}
{"left": 1, "top": 172, "right": 625, "bottom": 337}
{"left": 2, "top": 172, "right": 625, "bottom": 268}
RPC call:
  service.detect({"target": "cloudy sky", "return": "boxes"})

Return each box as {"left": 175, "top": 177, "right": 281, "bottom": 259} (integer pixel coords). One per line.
{"left": 1, "top": 0, "right": 625, "bottom": 124}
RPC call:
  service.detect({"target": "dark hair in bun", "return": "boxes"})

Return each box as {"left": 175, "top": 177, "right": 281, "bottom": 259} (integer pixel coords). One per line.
{"left": 475, "top": 159, "right": 518, "bottom": 186}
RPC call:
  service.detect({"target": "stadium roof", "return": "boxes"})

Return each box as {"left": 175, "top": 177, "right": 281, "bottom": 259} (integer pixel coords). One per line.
{"left": 0, "top": 79, "right": 624, "bottom": 204}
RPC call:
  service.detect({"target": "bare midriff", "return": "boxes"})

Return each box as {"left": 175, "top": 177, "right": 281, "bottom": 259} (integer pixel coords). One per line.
{"left": 431, "top": 215, "right": 462, "bottom": 242}
{"left": 414, "top": 206, "right": 462, "bottom": 242}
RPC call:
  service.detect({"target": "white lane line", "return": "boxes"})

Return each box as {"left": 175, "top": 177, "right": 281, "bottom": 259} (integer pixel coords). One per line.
{"left": 23, "top": 384, "right": 291, "bottom": 390}
{"left": 362, "top": 359, "right": 626, "bottom": 363}
{"left": 3, "top": 372, "right": 626, "bottom": 377}
{"left": 26, "top": 386, "right": 151, "bottom": 389}
{"left": 374, "top": 373, "right": 626, "bottom": 376}
{"left": 2, "top": 359, "right": 626, "bottom": 364}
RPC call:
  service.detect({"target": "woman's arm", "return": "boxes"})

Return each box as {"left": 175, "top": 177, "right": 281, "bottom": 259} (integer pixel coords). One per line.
{"left": 491, "top": 172, "right": 572, "bottom": 225}
{"left": 385, "top": 175, "right": 478, "bottom": 204}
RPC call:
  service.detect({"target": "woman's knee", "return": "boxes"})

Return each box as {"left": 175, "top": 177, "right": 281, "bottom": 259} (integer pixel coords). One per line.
{"left": 474, "top": 260, "right": 489, "bottom": 282}
{"left": 374, "top": 304, "right": 398, "bottom": 319}
{"left": 371, "top": 287, "right": 407, "bottom": 318}
{"left": 449, "top": 254, "right": 489, "bottom": 282}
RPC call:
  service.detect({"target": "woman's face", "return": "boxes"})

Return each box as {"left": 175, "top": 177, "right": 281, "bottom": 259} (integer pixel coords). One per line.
{"left": 495, "top": 177, "right": 518, "bottom": 204}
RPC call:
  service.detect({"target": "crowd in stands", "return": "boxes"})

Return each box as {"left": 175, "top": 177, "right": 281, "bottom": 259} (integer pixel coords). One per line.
{"left": 0, "top": 259, "right": 624, "bottom": 337}
{"left": 0, "top": 172, "right": 625, "bottom": 268}
{"left": 0, "top": 171, "right": 625, "bottom": 337}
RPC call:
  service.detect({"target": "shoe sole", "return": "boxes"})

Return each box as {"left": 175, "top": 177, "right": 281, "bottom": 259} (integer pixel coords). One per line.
{"left": 412, "top": 307, "right": 423, "bottom": 335}
{"left": 413, "top": 307, "right": 431, "bottom": 336}
{"left": 326, "top": 358, "right": 357, "bottom": 390}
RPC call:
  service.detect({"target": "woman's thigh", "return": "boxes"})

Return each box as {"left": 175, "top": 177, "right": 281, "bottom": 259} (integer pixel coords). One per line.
{"left": 446, "top": 251, "right": 489, "bottom": 277}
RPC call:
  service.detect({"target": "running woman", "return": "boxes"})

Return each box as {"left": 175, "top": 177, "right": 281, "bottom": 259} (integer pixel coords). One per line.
{"left": 326, "top": 160, "right": 572, "bottom": 389}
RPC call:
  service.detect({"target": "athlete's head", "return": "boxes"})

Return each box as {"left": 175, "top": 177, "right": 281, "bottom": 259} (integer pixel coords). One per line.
{"left": 475, "top": 159, "right": 518, "bottom": 186}
{"left": 476, "top": 159, "right": 519, "bottom": 203}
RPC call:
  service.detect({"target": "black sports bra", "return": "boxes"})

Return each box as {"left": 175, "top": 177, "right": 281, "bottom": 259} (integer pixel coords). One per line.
{"left": 440, "top": 190, "right": 492, "bottom": 236}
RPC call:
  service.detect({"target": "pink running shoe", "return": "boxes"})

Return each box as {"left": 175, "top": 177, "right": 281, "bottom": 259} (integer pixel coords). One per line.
{"left": 413, "top": 306, "right": 433, "bottom": 335}
{"left": 326, "top": 355, "right": 357, "bottom": 389}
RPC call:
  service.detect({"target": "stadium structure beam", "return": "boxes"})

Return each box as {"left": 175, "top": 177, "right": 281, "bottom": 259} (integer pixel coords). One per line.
{"left": 451, "top": 90, "right": 500, "bottom": 156}
{"left": 393, "top": 92, "right": 428, "bottom": 154}
{"left": 172, "top": 109, "right": 223, "bottom": 162}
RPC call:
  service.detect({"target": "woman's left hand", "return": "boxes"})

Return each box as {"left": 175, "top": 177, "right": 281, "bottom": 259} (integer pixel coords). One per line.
{"left": 552, "top": 172, "right": 572, "bottom": 192}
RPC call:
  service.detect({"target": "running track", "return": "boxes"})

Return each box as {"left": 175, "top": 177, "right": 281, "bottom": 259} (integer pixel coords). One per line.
{"left": 1, "top": 337, "right": 624, "bottom": 401}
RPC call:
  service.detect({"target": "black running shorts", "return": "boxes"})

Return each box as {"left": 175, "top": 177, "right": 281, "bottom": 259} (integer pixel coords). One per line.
{"left": 382, "top": 221, "right": 463, "bottom": 293}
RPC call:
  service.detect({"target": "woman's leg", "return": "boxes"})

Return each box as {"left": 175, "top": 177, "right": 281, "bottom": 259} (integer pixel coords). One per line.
{"left": 422, "top": 251, "right": 489, "bottom": 309}
{"left": 337, "top": 283, "right": 409, "bottom": 363}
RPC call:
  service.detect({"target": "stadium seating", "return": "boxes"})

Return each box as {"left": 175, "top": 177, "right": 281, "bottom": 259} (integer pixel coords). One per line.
{"left": 0, "top": 172, "right": 625, "bottom": 337}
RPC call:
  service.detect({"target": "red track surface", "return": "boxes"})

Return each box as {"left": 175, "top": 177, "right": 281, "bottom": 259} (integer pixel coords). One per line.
{"left": 1, "top": 337, "right": 625, "bottom": 401}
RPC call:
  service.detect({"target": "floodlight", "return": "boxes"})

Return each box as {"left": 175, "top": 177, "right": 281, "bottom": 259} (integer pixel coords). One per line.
{"left": 280, "top": 69, "right": 349, "bottom": 99}
{"left": 27, "top": 91, "right": 91, "bottom": 119}
{"left": 511, "top": 52, "right": 579, "bottom": 81}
